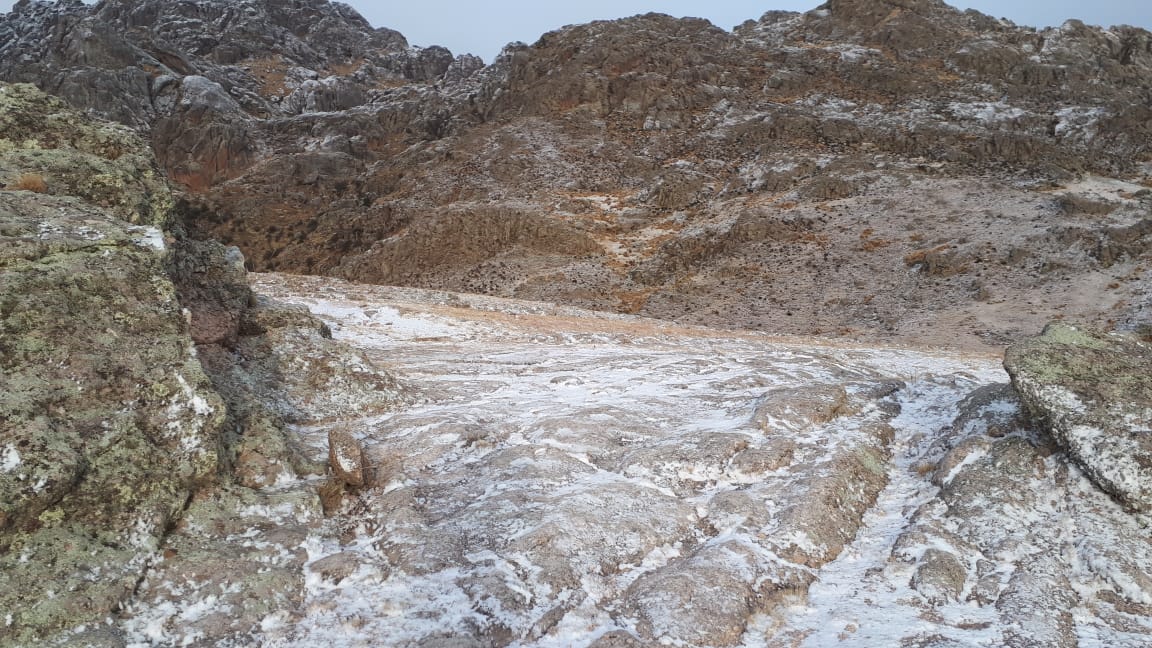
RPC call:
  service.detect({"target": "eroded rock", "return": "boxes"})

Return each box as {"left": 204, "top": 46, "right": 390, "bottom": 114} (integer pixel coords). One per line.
{"left": 0, "top": 194, "right": 223, "bottom": 643}
{"left": 0, "top": 83, "right": 227, "bottom": 643}
{"left": 1005, "top": 322, "right": 1152, "bottom": 512}
{"left": 328, "top": 427, "right": 367, "bottom": 488}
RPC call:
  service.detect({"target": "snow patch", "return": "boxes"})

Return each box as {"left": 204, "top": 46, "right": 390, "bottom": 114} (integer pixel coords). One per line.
{"left": 1, "top": 444, "right": 21, "bottom": 473}
{"left": 128, "top": 225, "right": 166, "bottom": 251}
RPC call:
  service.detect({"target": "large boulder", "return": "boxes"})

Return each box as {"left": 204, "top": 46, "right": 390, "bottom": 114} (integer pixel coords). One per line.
{"left": 1005, "top": 323, "right": 1152, "bottom": 512}
{"left": 0, "top": 191, "right": 226, "bottom": 643}
{"left": 0, "top": 81, "right": 228, "bottom": 643}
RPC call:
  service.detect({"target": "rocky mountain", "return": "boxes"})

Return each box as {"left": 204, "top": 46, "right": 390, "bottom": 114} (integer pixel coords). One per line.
{"left": 2, "top": 0, "right": 1150, "bottom": 352}
{"left": 1, "top": 0, "right": 1151, "bottom": 646}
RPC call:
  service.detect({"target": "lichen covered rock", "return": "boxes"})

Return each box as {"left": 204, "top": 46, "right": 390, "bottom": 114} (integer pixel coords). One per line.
{"left": 0, "top": 82, "right": 173, "bottom": 226}
{"left": 0, "top": 191, "right": 224, "bottom": 643}
{"left": 1005, "top": 322, "right": 1152, "bottom": 512}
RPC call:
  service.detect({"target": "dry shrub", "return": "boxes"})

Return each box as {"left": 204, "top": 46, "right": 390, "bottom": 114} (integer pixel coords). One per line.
{"left": 903, "top": 244, "right": 951, "bottom": 267}
{"left": 859, "top": 229, "right": 891, "bottom": 251}
{"left": 327, "top": 58, "right": 364, "bottom": 76}
{"left": 15, "top": 172, "right": 47, "bottom": 193}
{"left": 914, "top": 462, "right": 937, "bottom": 476}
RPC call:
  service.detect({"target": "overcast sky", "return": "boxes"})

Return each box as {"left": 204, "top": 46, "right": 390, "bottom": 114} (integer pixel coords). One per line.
{"left": 360, "top": 1, "right": 1152, "bottom": 60}
{"left": 3, "top": 1, "right": 1150, "bottom": 62}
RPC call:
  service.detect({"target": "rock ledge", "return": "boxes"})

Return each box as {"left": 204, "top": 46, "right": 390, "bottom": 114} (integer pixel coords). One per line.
{"left": 1005, "top": 322, "right": 1152, "bottom": 512}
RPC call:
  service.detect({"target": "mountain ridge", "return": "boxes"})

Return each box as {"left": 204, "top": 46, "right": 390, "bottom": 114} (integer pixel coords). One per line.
{"left": 1, "top": 0, "right": 1150, "bottom": 353}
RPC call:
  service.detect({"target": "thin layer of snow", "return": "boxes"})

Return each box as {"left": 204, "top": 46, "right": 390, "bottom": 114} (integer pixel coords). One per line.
{"left": 245, "top": 274, "right": 1013, "bottom": 647}
{"left": 0, "top": 444, "right": 20, "bottom": 473}
{"left": 128, "top": 225, "right": 166, "bottom": 251}
{"left": 117, "top": 274, "right": 1152, "bottom": 646}
{"left": 1052, "top": 174, "right": 1148, "bottom": 206}
{"left": 775, "top": 378, "right": 1004, "bottom": 647}
{"left": 948, "top": 101, "right": 1028, "bottom": 124}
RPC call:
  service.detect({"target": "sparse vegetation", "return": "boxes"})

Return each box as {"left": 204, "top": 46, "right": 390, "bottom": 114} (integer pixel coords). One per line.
{"left": 15, "top": 172, "right": 47, "bottom": 193}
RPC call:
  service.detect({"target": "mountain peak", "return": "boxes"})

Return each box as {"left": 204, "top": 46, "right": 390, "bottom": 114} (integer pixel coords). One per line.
{"left": 813, "top": 0, "right": 972, "bottom": 51}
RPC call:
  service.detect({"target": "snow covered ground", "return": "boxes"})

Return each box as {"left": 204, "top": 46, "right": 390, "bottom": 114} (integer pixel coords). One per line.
{"left": 119, "top": 273, "right": 1152, "bottom": 647}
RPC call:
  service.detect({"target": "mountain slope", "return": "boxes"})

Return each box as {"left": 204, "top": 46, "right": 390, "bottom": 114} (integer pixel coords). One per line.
{"left": 2, "top": 0, "right": 1150, "bottom": 350}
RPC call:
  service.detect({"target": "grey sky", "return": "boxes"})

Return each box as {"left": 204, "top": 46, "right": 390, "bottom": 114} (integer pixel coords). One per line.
{"left": 3, "top": 1, "right": 1151, "bottom": 62}
{"left": 359, "top": 1, "right": 1152, "bottom": 61}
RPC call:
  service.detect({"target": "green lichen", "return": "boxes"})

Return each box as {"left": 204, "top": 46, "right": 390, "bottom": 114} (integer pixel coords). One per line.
{"left": 0, "top": 191, "right": 225, "bottom": 643}
{"left": 1038, "top": 322, "right": 1111, "bottom": 350}
{"left": 854, "top": 446, "right": 889, "bottom": 478}
{"left": 36, "top": 508, "right": 64, "bottom": 525}
{"left": 0, "top": 83, "right": 174, "bottom": 227}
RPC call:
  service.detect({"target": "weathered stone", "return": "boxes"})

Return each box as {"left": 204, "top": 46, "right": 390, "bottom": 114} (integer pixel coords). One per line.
{"left": 233, "top": 311, "right": 406, "bottom": 424}
{"left": 623, "top": 541, "right": 760, "bottom": 646}
{"left": 911, "top": 548, "right": 969, "bottom": 604}
{"left": 752, "top": 384, "right": 851, "bottom": 433}
{"left": 118, "top": 484, "right": 321, "bottom": 645}
{"left": 166, "top": 238, "right": 251, "bottom": 347}
{"left": 1005, "top": 323, "right": 1152, "bottom": 512}
{"left": 328, "top": 427, "right": 366, "bottom": 488}
{"left": 0, "top": 83, "right": 231, "bottom": 642}
{"left": 3, "top": 1, "right": 1151, "bottom": 356}
{"left": 0, "top": 82, "right": 173, "bottom": 226}
{"left": 997, "top": 556, "right": 1079, "bottom": 648}
{"left": 0, "top": 192, "right": 224, "bottom": 643}
{"left": 948, "top": 383, "right": 1026, "bottom": 439}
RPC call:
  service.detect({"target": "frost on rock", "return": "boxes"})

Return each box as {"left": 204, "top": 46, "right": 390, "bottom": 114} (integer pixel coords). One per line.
{"left": 226, "top": 273, "right": 1009, "bottom": 647}
{"left": 0, "top": 191, "right": 225, "bottom": 643}
{"left": 1005, "top": 322, "right": 1152, "bottom": 513}
{"left": 0, "top": 445, "right": 20, "bottom": 473}
{"left": 14, "top": 271, "right": 1152, "bottom": 646}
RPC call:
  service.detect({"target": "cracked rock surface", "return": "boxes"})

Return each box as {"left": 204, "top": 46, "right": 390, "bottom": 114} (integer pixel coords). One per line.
{"left": 1005, "top": 323, "right": 1152, "bottom": 512}
{"left": 103, "top": 272, "right": 1148, "bottom": 647}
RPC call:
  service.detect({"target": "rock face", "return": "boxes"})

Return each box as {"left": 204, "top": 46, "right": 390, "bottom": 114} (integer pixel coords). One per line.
{"left": 0, "top": 83, "right": 173, "bottom": 226}
{"left": 0, "top": 84, "right": 224, "bottom": 642}
{"left": 0, "top": 81, "right": 408, "bottom": 643}
{"left": 3, "top": 0, "right": 1150, "bottom": 351}
{"left": 1005, "top": 323, "right": 1152, "bottom": 512}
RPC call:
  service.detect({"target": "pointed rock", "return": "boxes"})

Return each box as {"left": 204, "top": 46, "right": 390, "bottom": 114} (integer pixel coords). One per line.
{"left": 328, "top": 427, "right": 367, "bottom": 488}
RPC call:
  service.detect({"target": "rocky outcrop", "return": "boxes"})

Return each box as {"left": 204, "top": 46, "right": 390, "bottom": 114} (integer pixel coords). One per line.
{"left": 0, "top": 83, "right": 173, "bottom": 226}
{"left": 0, "top": 85, "right": 224, "bottom": 640}
{"left": 848, "top": 379, "right": 1152, "bottom": 647}
{"left": 1005, "top": 323, "right": 1152, "bottom": 512}
{"left": 0, "top": 80, "right": 408, "bottom": 643}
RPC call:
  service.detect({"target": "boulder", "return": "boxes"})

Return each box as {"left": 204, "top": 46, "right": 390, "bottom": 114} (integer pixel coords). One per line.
{"left": 0, "top": 191, "right": 225, "bottom": 643}
{"left": 0, "top": 81, "right": 227, "bottom": 643}
{"left": 1004, "top": 323, "right": 1152, "bottom": 512}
